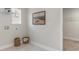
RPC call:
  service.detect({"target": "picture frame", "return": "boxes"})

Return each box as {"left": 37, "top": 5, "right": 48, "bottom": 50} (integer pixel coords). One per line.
{"left": 32, "top": 11, "right": 46, "bottom": 25}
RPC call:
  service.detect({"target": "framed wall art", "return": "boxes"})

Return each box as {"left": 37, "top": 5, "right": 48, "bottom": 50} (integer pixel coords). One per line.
{"left": 32, "top": 11, "right": 46, "bottom": 25}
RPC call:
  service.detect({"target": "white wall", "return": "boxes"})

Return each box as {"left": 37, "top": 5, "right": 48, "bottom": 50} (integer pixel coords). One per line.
{"left": 0, "top": 8, "right": 29, "bottom": 49}
{"left": 28, "top": 8, "right": 63, "bottom": 50}
{"left": 63, "top": 8, "right": 79, "bottom": 41}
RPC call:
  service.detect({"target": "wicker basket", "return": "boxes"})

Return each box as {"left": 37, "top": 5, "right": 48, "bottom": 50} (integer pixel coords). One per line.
{"left": 22, "top": 37, "right": 29, "bottom": 44}
{"left": 14, "top": 37, "right": 21, "bottom": 47}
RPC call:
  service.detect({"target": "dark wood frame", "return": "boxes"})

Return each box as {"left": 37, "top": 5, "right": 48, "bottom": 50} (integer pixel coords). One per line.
{"left": 32, "top": 11, "right": 46, "bottom": 25}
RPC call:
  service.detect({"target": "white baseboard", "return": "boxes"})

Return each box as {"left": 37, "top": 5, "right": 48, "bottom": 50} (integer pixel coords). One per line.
{"left": 0, "top": 43, "right": 13, "bottom": 50}
{"left": 64, "top": 36, "right": 79, "bottom": 41}
{"left": 31, "top": 41, "right": 59, "bottom": 51}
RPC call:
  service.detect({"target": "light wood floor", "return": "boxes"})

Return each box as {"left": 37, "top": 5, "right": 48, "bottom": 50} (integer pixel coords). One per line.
{"left": 0, "top": 44, "right": 46, "bottom": 51}
{"left": 64, "top": 39, "right": 79, "bottom": 51}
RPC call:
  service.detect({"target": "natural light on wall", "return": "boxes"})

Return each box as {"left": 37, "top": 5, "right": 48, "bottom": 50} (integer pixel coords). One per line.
{"left": 0, "top": 8, "right": 21, "bottom": 24}
{"left": 11, "top": 8, "right": 21, "bottom": 24}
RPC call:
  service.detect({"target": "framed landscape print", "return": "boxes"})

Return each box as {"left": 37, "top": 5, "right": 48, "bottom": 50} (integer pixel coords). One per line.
{"left": 32, "top": 11, "right": 46, "bottom": 25}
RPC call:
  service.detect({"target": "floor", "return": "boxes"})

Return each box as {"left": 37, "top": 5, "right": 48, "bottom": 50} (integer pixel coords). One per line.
{"left": 64, "top": 39, "right": 79, "bottom": 51}
{"left": 2, "top": 39, "right": 79, "bottom": 51}
{"left": 1, "top": 44, "right": 46, "bottom": 51}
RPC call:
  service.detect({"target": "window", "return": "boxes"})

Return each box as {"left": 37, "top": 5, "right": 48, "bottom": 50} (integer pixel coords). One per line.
{"left": 11, "top": 8, "right": 21, "bottom": 24}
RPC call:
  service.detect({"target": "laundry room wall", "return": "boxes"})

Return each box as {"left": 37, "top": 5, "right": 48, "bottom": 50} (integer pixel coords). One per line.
{"left": 28, "top": 8, "right": 63, "bottom": 51}
{"left": 0, "top": 8, "right": 29, "bottom": 49}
